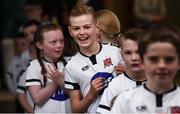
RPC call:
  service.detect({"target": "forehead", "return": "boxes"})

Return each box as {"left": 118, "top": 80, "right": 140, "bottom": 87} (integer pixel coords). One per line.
{"left": 122, "top": 39, "right": 138, "bottom": 48}
{"left": 43, "top": 29, "right": 63, "bottom": 39}
{"left": 23, "top": 25, "right": 37, "bottom": 33}
{"left": 146, "top": 42, "right": 177, "bottom": 56}
{"left": 69, "top": 14, "right": 95, "bottom": 26}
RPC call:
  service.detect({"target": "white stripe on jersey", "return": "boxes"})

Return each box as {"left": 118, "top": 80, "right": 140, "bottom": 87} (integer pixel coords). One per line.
{"left": 97, "top": 72, "right": 146, "bottom": 113}
{"left": 64, "top": 43, "right": 124, "bottom": 113}
{"left": 111, "top": 84, "right": 180, "bottom": 113}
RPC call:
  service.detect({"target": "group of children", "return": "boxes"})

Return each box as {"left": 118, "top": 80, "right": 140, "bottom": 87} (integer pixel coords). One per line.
{"left": 6, "top": 4, "right": 180, "bottom": 113}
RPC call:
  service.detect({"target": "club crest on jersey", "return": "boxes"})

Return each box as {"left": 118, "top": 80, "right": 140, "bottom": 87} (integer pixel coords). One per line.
{"left": 171, "top": 106, "right": 180, "bottom": 113}
{"left": 136, "top": 105, "right": 147, "bottom": 112}
{"left": 103, "top": 58, "right": 113, "bottom": 68}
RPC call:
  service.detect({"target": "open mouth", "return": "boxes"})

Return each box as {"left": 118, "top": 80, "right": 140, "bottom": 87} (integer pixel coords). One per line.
{"left": 78, "top": 36, "right": 89, "bottom": 41}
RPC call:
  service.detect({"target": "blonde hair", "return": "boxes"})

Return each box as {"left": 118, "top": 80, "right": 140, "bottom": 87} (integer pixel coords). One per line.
{"left": 69, "top": 5, "right": 96, "bottom": 25}
{"left": 96, "top": 9, "right": 121, "bottom": 38}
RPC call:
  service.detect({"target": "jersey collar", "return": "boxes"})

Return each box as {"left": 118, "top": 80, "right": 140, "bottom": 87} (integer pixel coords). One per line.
{"left": 79, "top": 42, "right": 102, "bottom": 57}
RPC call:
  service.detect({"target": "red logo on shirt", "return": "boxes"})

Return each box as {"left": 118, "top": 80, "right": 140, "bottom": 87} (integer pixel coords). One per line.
{"left": 171, "top": 106, "right": 180, "bottom": 113}
{"left": 103, "top": 58, "right": 113, "bottom": 68}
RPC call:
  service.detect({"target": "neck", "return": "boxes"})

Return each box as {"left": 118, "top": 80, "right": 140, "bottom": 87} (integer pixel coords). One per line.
{"left": 43, "top": 56, "right": 58, "bottom": 63}
{"left": 146, "top": 82, "right": 174, "bottom": 94}
{"left": 126, "top": 70, "right": 146, "bottom": 81}
{"left": 80, "top": 41, "right": 100, "bottom": 56}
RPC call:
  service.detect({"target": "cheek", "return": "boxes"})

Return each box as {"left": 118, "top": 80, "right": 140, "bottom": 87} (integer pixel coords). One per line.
{"left": 123, "top": 56, "right": 131, "bottom": 66}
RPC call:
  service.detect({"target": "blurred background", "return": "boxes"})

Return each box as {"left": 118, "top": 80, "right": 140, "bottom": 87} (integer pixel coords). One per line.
{"left": 0, "top": 0, "right": 180, "bottom": 112}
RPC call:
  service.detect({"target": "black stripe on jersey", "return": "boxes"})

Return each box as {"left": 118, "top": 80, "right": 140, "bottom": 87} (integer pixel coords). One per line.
{"left": 156, "top": 94, "right": 163, "bottom": 107}
{"left": 26, "top": 79, "right": 42, "bottom": 86}
{"left": 17, "top": 85, "right": 26, "bottom": 94}
{"left": 144, "top": 84, "right": 177, "bottom": 107}
{"left": 89, "top": 55, "right": 97, "bottom": 65}
{"left": 136, "top": 81, "right": 143, "bottom": 86}
{"left": 65, "top": 81, "right": 80, "bottom": 90}
{"left": 98, "top": 104, "right": 111, "bottom": 111}
{"left": 6, "top": 71, "right": 13, "bottom": 79}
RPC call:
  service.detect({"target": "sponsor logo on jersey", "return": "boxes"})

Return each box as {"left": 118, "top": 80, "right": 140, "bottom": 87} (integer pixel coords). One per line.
{"left": 136, "top": 105, "right": 147, "bottom": 112}
{"left": 81, "top": 65, "right": 89, "bottom": 71}
{"left": 103, "top": 58, "right": 113, "bottom": 68}
{"left": 171, "top": 106, "right": 180, "bottom": 113}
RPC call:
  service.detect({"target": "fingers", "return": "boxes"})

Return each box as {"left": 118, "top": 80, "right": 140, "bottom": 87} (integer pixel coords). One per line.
{"left": 45, "top": 64, "right": 58, "bottom": 79}
{"left": 91, "top": 77, "right": 105, "bottom": 91}
{"left": 114, "top": 64, "right": 126, "bottom": 75}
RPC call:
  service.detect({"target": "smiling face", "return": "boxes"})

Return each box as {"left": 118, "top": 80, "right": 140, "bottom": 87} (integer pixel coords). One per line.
{"left": 142, "top": 42, "right": 180, "bottom": 86}
{"left": 69, "top": 14, "right": 99, "bottom": 50}
{"left": 122, "top": 39, "right": 142, "bottom": 74}
{"left": 37, "top": 29, "right": 64, "bottom": 62}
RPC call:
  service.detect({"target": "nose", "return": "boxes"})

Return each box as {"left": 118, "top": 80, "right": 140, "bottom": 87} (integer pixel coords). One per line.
{"left": 79, "top": 28, "right": 85, "bottom": 35}
{"left": 158, "top": 59, "right": 166, "bottom": 69}
{"left": 132, "top": 53, "right": 139, "bottom": 61}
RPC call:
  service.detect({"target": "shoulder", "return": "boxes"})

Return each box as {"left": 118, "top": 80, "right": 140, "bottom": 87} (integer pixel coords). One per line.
{"left": 66, "top": 52, "right": 81, "bottom": 64}
{"left": 29, "top": 59, "right": 39, "bottom": 66}
{"left": 101, "top": 42, "right": 121, "bottom": 54}
{"left": 101, "top": 42, "right": 119, "bottom": 48}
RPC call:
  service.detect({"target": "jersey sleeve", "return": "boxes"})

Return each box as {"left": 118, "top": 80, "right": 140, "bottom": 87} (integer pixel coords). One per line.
{"left": 64, "top": 62, "right": 80, "bottom": 90}
{"left": 26, "top": 60, "right": 42, "bottom": 87}
{"left": 110, "top": 93, "right": 128, "bottom": 113}
{"left": 17, "top": 71, "right": 26, "bottom": 94}
{"left": 97, "top": 76, "right": 121, "bottom": 113}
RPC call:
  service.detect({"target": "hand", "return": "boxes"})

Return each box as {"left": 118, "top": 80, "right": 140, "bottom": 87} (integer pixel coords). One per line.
{"left": 89, "top": 77, "right": 105, "bottom": 98}
{"left": 114, "top": 64, "right": 126, "bottom": 75}
{"left": 45, "top": 64, "right": 64, "bottom": 87}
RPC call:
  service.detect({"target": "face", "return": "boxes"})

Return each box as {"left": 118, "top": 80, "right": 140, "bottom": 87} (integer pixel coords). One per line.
{"left": 25, "top": 5, "right": 42, "bottom": 21}
{"left": 23, "top": 25, "right": 38, "bottom": 43}
{"left": 122, "top": 39, "right": 142, "bottom": 73}
{"left": 69, "top": 14, "right": 99, "bottom": 49}
{"left": 37, "top": 29, "right": 64, "bottom": 62}
{"left": 15, "top": 37, "right": 28, "bottom": 55}
{"left": 142, "top": 42, "right": 180, "bottom": 85}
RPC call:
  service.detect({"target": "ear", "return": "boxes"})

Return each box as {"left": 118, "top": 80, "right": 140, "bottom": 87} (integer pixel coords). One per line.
{"left": 36, "top": 42, "right": 43, "bottom": 50}
{"left": 68, "top": 26, "right": 73, "bottom": 37}
{"left": 95, "top": 22, "right": 100, "bottom": 35}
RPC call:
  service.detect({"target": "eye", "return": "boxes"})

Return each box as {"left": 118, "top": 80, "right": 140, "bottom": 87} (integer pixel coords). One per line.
{"left": 165, "top": 56, "right": 176, "bottom": 64}
{"left": 59, "top": 39, "right": 64, "bottom": 44}
{"left": 84, "top": 26, "right": 91, "bottom": 29}
{"left": 50, "top": 40, "right": 56, "bottom": 45}
{"left": 124, "top": 50, "right": 131, "bottom": 55}
{"left": 148, "top": 56, "right": 159, "bottom": 63}
{"left": 72, "top": 27, "right": 79, "bottom": 31}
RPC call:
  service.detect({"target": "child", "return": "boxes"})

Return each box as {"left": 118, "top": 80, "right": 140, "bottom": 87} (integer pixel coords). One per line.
{"left": 5, "top": 33, "right": 28, "bottom": 113}
{"left": 16, "top": 45, "right": 36, "bottom": 113}
{"left": 95, "top": 9, "right": 121, "bottom": 44}
{"left": 97, "top": 28, "right": 146, "bottom": 113}
{"left": 26, "top": 23, "right": 71, "bottom": 113}
{"left": 111, "top": 26, "right": 180, "bottom": 113}
{"left": 64, "top": 5, "right": 124, "bottom": 113}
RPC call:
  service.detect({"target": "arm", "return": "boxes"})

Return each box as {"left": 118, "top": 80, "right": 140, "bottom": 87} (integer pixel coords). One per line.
{"left": 17, "top": 93, "right": 33, "bottom": 113}
{"left": 5, "top": 62, "right": 17, "bottom": 94}
{"left": 67, "top": 77, "right": 105, "bottom": 113}
{"left": 28, "top": 82, "right": 58, "bottom": 106}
